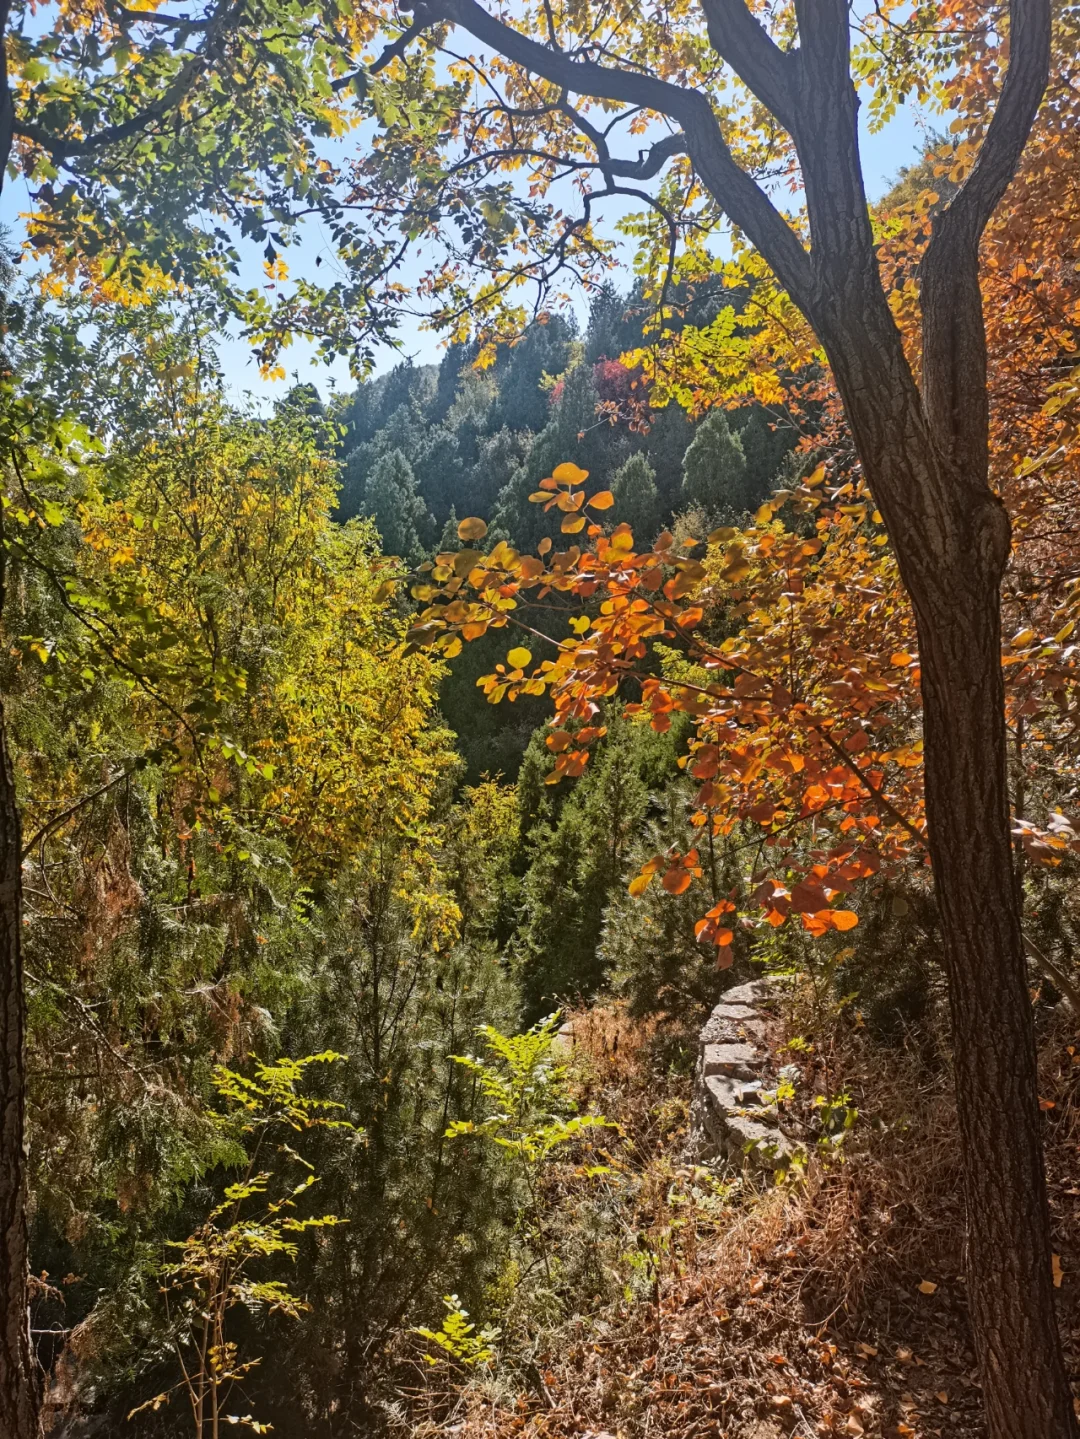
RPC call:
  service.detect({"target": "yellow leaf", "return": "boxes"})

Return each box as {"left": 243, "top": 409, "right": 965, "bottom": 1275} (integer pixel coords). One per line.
{"left": 457, "top": 516, "right": 488, "bottom": 542}
{"left": 628, "top": 873, "right": 653, "bottom": 897}
{"left": 918, "top": 1280, "right": 937, "bottom": 1295}
{"left": 507, "top": 646, "right": 532, "bottom": 669}
{"left": 719, "top": 557, "right": 751, "bottom": 583}
{"left": 708, "top": 526, "right": 738, "bottom": 543}
{"left": 552, "top": 462, "right": 589, "bottom": 485}
{"left": 561, "top": 515, "right": 586, "bottom": 533}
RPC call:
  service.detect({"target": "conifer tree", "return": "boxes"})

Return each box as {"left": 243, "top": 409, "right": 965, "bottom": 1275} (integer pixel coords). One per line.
{"left": 362, "top": 449, "right": 432, "bottom": 561}
{"left": 611, "top": 452, "right": 662, "bottom": 543}
{"left": 681, "top": 411, "right": 750, "bottom": 516}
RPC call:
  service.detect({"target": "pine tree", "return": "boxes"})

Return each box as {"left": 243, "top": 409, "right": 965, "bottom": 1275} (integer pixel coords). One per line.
{"left": 681, "top": 410, "right": 750, "bottom": 516}
{"left": 610, "top": 452, "right": 661, "bottom": 544}
{"left": 362, "top": 449, "right": 432, "bottom": 560}
{"left": 733, "top": 407, "right": 797, "bottom": 503}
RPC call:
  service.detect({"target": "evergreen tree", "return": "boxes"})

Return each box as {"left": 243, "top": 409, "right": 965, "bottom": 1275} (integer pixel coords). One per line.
{"left": 432, "top": 339, "right": 475, "bottom": 422}
{"left": 641, "top": 402, "right": 695, "bottom": 514}
{"left": 681, "top": 410, "right": 750, "bottom": 516}
{"left": 610, "top": 452, "right": 661, "bottom": 544}
{"left": 494, "top": 362, "right": 629, "bottom": 548}
{"left": 466, "top": 427, "right": 533, "bottom": 520}
{"left": 413, "top": 426, "right": 466, "bottom": 525}
{"left": 733, "top": 406, "right": 797, "bottom": 502}
{"left": 362, "top": 448, "right": 432, "bottom": 560}
{"left": 488, "top": 314, "right": 575, "bottom": 434}
{"left": 511, "top": 716, "right": 682, "bottom": 1018}
{"left": 584, "top": 280, "right": 654, "bottom": 362}
{"left": 338, "top": 438, "right": 379, "bottom": 520}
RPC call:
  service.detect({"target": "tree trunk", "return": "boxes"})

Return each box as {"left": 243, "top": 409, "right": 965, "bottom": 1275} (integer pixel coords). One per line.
{"left": 914, "top": 550, "right": 1075, "bottom": 1436}
{"left": 0, "top": 702, "right": 36, "bottom": 1438}
{"left": 820, "top": 298, "right": 1077, "bottom": 1431}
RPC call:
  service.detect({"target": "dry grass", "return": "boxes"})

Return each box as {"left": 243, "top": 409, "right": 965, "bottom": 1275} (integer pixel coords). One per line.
{"left": 398, "top": 990, "right": 1080, "bottom": 1439}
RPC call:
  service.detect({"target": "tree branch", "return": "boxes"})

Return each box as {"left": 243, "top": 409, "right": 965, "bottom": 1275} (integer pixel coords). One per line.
{"left": 699, "top": 0, "right": 798, "bottom": 137}
{"left": 368, "top": 8, "right": 437, "bottom": 77}
{"left": 21, "top": 769, "right": 131, "bottom": 861}
{"left": 920, "top": 0, "right": 1051, "bottom": 474}
{"left": 14, "top": 55, "right": 206, "bottom": 162}
{"left": 558, "top": 99, "right": 686, "bottom": 180}
{"left": 934, "top": 0, "right": 1052, "bottom": 251}
{"left": 416, "top": 0, "right": 815, "bottom": 308}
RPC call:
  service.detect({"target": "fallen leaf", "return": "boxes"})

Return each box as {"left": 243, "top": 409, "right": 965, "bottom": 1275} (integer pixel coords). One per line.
{"left": 918, "top": 1279, "right": 938, "bottom": 1294}
{"left": 936, "top": 1391, "right": 949, "bottom": 1403}
{"left": 856, "top": 1342, "right": 878, "bottom": 1358}
{"left": 1053, "top": 1253, "right": 1064, "bottom": 1288}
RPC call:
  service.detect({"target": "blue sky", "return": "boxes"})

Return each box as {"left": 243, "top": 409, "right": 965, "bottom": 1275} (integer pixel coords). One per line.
{"left": 2, "top": 73, "right": 936, "bottom": 409}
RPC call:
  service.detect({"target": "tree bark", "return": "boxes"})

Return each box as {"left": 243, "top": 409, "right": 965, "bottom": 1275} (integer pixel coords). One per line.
{"left": 0, "top": 699, "right": 36, "bottom": 1438}
{"left": 820, "top": 282, "right": 1076, "bottom": 1433}
{"left": 915, "top": 554, "right": 1075, "bottom": 1436}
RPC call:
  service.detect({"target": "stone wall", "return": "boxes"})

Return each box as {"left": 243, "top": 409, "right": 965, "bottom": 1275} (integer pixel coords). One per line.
{"left": 689, "top": 978, "right": 793, "bottom": 1171}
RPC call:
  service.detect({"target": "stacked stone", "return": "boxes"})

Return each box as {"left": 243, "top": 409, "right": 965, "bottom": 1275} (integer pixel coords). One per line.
{"left": 691, "top": 979, "right": 792, "bottom": 1170}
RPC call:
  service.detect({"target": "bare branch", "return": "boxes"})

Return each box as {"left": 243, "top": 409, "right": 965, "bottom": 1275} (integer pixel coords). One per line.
{"left": 558, "top": 99, "right": 686, "bottom": 180}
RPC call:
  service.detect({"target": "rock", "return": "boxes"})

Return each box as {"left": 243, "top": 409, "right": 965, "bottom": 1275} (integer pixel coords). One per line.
{"left": 702, "top": 1041, "right": 760, "bottom": 1078}
{"left": 721, "top": 980, "right": 777, "bottom": 1009}
{"left": 700, "top": 1009, "right": 769, "bottom": 1046}
{"left": 690, "top": 975, "right": 796, "bottom": 1172}
{"left": 723, "top": 1114, "right": 792, "bottom": 1167}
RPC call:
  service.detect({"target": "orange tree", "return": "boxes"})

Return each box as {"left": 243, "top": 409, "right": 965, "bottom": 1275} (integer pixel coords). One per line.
{"left": 357, "top": 4, "right": 1072, "bottom": 1427}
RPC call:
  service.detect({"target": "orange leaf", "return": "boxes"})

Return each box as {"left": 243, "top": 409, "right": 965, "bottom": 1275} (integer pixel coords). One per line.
{"left": 831, "top": 909, "right": 859, "bottom": 931}
{"left": 457, "top": 516, "right": 488, "bottom": 542}
{"left": 790, "top": 881, "right": 830, "bottom": 914}
{"left": 561, "top": 515, "right": 587, "bottom": 533}
{"left": 629, "top": 872, "right": 654, "bottom": 897}
{"left": 546, "top": 730, "right": 572, "bottom": 752}
{"left": 587, "top": 490, "right": 615, "bottom": 510}
{"left": 662, "top": 869, "right": 693, "bottom": 895}
{"left": 553, "top": 462, "right": 589, "bottom": 485}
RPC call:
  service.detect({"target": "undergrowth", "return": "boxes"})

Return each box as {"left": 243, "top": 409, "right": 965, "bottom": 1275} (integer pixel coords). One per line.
{"left": 391, "top": 990, "right": 1080, "bottom": 1439}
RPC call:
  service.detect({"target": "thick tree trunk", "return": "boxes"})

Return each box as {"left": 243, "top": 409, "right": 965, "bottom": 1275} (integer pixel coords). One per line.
{"left": 915, "top": 552, "right": 1075, "bottom": 1436}
{"left": 821, "top": 297, "right": 1076, "bottom": 1431}
{"left": 0, "top": 702, "right": 36, "bottom": 1439}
